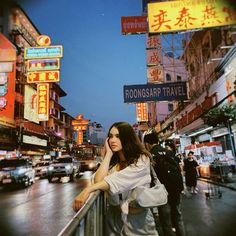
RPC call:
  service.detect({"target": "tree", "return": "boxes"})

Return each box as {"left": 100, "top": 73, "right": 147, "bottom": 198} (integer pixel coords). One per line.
{"left": 203, "top": 104, "right": 236, "bottom": 127}
{"left": 203, "top": 103, "right": 236, "bottom": 158}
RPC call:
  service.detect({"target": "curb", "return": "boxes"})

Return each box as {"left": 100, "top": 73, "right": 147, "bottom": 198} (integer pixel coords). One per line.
{"left": 199, "top": 178, "right": 236, "bottom": 191}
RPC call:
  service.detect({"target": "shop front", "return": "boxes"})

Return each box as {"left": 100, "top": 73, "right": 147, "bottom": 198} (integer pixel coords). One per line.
{"left": 185, "top": 141, "right": 233, "bottom": 182}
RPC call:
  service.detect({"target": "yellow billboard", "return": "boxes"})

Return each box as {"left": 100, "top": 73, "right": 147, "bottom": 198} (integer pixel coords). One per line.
{"left": 148, "top": 0, "right": 236, "bottom": 33}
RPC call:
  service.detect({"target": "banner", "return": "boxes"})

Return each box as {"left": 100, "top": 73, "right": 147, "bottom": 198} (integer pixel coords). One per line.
{"left": 24, "top": 85, "right": 39, "bottom": 123}
{"left": 27, "top": 71, "right": 60, "bottom": 83}
{"left": 121, "top": 16, "right": 148, "bottom": 34}
{"left": 148, "top": 0, "right": 236, "bottom": 33}
{"left": 37, "top": 83, "right": 49, "bottom": 121}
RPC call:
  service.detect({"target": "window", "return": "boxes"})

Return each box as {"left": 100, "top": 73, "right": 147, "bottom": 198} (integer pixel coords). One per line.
{"left": 168, "top": 103, "right": 174, "bottom": 112}
{"left": 177, "top": 75, "right": 182, "bottom": 81}
{"left": 166, "top": 73, "right": 171, "bottom": 81}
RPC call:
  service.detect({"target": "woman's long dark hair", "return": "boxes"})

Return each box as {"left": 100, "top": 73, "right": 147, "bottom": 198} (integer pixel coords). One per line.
{"left": 108, "top": 122, "right": 151, "bottom": 167}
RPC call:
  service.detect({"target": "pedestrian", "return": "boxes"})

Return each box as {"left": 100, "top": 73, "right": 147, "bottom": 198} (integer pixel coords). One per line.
{"left": 183, "top": 151, "right": 199, "bottom": 194}
{"left": 144, "top": 129, "right": 185, "bottom": 236}
{"left": 73, "top": 122, "right": 159, "bottom": 236}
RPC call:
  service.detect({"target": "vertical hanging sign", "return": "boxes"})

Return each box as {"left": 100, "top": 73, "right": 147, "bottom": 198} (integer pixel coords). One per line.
{"left": 37, "top": 83, "right": 49, "bottom": 121}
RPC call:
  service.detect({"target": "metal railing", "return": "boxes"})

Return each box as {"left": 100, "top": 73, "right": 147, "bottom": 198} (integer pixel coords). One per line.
{"left": 58, "top": 190, "right": 105, "bottom": 236}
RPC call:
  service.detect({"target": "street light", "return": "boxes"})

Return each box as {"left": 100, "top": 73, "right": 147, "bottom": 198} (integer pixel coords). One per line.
{"left": 227, "top": 118, "right": 236, "bottom": 159}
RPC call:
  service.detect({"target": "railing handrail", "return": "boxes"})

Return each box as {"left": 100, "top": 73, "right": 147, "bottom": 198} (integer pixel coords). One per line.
{"left": 58, "top": 190, "right": 102, "bottom": 236}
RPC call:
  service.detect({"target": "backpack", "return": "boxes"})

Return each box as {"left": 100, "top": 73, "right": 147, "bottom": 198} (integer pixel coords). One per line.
{"left": 151, "top": 147, "right": 184, "bottom": 195}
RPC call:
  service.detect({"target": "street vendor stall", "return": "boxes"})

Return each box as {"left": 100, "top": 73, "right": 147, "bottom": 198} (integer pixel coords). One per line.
{"left": 185, "top": 141, "right": 233, "bottom": 182}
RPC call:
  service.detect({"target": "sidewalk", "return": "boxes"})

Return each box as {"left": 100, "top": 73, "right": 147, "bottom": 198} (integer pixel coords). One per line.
{"left": 198, "top": 173, "right": 236, "bottom": 191}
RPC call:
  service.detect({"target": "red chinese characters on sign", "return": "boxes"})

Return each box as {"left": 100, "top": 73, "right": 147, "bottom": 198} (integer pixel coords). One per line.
{"left": 201, "top": 5, "right": 222, "bottom": 26}
{"left": 27, "top": 71, "right": 60, "bottom": 83}
{"left": 147, "top": 66, "right": 164, "bottom": 83}
{"left": 37, "top": 83, "right": 49, "bottom": 121}
{"left": 151, "top": 9, "right": 172, "bottom": 32}
{"left": 174, "top": 7, "right": 197, "bottom": 29}
{"left": 146, "top": 35, "right": 161, "bottom": 49}
{"left": 121, "top": 16, "right": 148, "bottom": 34}
{"left": 147, "top": 49, "right": 162, "bottom": 66}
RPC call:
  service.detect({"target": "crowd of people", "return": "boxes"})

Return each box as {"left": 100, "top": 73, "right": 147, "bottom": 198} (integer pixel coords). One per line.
{"left": 73, "top": 122, "right": 200, "bottom": 236}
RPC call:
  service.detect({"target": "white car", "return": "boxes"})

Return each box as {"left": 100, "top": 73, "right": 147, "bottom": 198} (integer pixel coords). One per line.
{"left": 47, "top": 156, "right": 80, "bottom": 182}
{"left": 34, "top": 161, "right": 50, "bottom": 178}
{"left": 0, "top": 158, "right": 35, "bottom": 187}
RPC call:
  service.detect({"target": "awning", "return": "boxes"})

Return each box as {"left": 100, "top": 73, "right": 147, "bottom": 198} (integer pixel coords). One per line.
{"left": 0, "top": 33, "right": 16, "bottom": 61}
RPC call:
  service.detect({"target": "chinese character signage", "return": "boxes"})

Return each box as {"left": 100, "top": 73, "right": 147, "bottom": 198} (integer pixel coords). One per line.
{"left": 123, "top": 82, "right": 188, "bottom": 103}
{"left": 72, "top": 114, "right": 89, "bottom": 145}
{"left": 146, "top": 34, "right": 162, "bottom": 49}
{"left": 24, "top": 85, "right": 39, "bottom": 123}
{"left": 27, "top": 71, "right": 60, "bottom": 83}
{"left": 37, "top": 83, "right": 49, "bottom": 121}
{"left": 136, "top": 103, "right": 148, "bottom": 122}
{"left": 121, "top": 16, "right": 148, "bottom": 34}
{"left": 147, "top": 49, "right": 163, "bottom": 66}
{"left": 24, "top": 45, "right": 63, "bottom": 59}
{"left": 148, "top": 0, "right": 236, "bottom": 33}
{"left": 147, "top": 65, "right": 164, "bottom": 83}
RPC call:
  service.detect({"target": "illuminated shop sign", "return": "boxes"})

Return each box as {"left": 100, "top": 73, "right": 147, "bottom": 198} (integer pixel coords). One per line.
{"left": 0, "top": 97, "right": 7, "bottom": 108}
{"left": 72, "top": 119, "right": 89, "bottom": 125}
{"left": 0, "top": 62, "right": 13, "bottom": 73}
{"left": 24, "top": 45, "right": 63, "bottom": 59}
{"left": 27, "top": 71, "right": 60, "bottom": 83}
{"left": 148, "top": 0, "right": 236, "bottom": 33}
{"left": 136, "top": 103, "right": 148, "bottom": 122}
{"left": 73, "top": 125, "right": 87, "bottom": 131}
{"left": 37, "top": 83, "right": 49, "bottom": 121}
{"left": 123, "top": 82, "right": 188, "bottom": 103}
{"left": 27, "top": 58, "right": 60, "bottom": 71}
{"left": 24, "top": 85, "right": 39, "bottom": 123}
{"left": 121, "top": 16, "right": 148, "bottom": 34}
{"left": 23, "top": 135, "right": 47, "bottom": 146}
{"left": 77, "top": 131, "right": 83, "bottom": 145}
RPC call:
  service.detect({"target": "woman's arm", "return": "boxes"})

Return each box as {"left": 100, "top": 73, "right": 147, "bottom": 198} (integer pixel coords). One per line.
{"left": 73, "top": 180, "right": 109, "bottom": 212}
{"left": 94, "top": 138, "right": 113, "bottom": 183}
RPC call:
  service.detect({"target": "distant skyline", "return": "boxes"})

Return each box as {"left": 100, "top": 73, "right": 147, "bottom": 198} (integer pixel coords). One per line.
{"left": 17, "top": 0, "right": 148, "bottom": 132}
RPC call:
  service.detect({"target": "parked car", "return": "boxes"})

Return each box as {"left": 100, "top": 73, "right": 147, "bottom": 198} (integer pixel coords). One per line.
{"left": 0, "top": 158, "right": 35, "bottom": 187}
{"left": 34, "top": 161, "right": 50, "bottom": 178}
{"left": 47, "top": 155, "right": 80, "bottom": 183}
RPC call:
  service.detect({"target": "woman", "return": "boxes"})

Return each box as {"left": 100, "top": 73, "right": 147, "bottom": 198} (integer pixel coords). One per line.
{"left": 73, "top": 122, "right": 158, "bottom": 235}
{"left": 183, "top": 151, "right": 199, "bottom": 194}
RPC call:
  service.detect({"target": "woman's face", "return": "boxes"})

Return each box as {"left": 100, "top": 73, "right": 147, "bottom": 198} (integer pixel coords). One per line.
{"left": 108, "top": 127, "right": 122, "bottom": 152}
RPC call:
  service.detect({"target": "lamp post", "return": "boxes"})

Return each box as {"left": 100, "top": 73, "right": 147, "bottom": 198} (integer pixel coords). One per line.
{"left": 227, "top": 118, "right": 236, "bottom": 160}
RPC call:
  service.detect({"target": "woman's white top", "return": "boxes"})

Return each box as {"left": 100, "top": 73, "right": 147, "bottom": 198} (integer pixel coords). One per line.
{"left": 104, "top": 154, "right": 151, "bottom": 206}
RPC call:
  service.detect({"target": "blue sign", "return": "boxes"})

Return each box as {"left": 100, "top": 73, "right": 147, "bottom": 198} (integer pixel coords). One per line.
{"left": 24, "top": 45, "right": 63, "bottom": 59}
{"left": 123, "top": 82, "right": 188, "bottom": 103}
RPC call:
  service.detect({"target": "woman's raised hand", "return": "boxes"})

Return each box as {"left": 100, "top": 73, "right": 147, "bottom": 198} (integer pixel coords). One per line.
{"left": 104, "top": 137, "right": 113, "bottom": 157}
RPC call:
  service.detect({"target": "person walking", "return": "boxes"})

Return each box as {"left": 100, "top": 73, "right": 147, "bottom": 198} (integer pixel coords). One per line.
{"left": 144, "top": 129, "right": 185, "bottom": 236}
{"left": 183, "top": 151, "right": 199, "bottom": 194}
{"left": 73, "top": 122, "right": 159, "bottom": 236}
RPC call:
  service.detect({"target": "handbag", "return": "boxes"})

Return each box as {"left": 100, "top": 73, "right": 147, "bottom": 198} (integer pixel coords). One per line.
{"left": 130, "top": 164, "right": 168, "bottom": 208}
